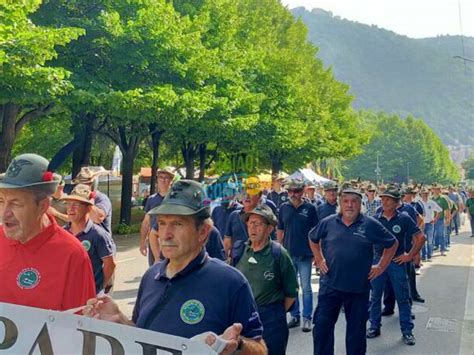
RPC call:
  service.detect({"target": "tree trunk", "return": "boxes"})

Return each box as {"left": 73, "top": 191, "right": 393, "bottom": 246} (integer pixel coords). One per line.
{"left": 149, "top": 125, "right": 163, "bottom": 195}
{"left": 198, "top": 143, "right": 206, "bottom": 182}
{"left": 0, "top": 103, "right": 20, "bottom": 171}
{"left": 270, "top": 152, "right": 282, "bottom": 176}
{"left": 118, "top": 132, "right": 140, "bottom": 225}
{"left": 181, "top": 142, "right": 196, "bottom": 180}
{"left": 72, "top": 115, "right": 94, "bottom": 178}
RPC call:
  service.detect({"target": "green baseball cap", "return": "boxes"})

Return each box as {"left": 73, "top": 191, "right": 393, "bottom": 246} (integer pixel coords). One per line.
{"left": 242, "top": 204, "right": 278, "bottom": 226}
{"left": 379, "top": 185, "right": 402, "bottom": 200}
{"left": 323, "top": 181, "right": 338, "bottom": 191}
{"left": 148, "top": 179, "right": 211, "bottom": 218}
{"left": 338, "top": 182, "right": 363, "bottom": 197}
{"left": 0, "top": 153, "right": 60, "bottom": 195}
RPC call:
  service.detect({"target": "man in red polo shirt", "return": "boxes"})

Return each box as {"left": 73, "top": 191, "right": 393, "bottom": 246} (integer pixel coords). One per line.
{"left": 0, "top": 153, "right": 95, "bottom": 311}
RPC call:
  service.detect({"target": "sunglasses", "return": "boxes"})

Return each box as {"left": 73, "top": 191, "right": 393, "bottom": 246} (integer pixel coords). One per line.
{"left": 288, "top": 188, "right": 304, "bottom": 193}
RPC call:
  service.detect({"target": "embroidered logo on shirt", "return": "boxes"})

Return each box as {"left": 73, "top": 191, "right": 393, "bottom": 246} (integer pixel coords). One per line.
{"left": 353, "top": 226, "right": 366, "bottom": 239}
{"left": 281, "top": 196, "right": 287, "bottom": 201}
{"left": 299, "top": 209, "right": 308, "bottom": 217}
{"left": 263, "top": 271, "right": 275, "bottom": 281}
{"left": 392, "top": 225, "right": 401, "bottom": 233}
{"left": 180, "top": 299, "right": 205, "bottom": 325}
{"left": 17, "top": 268, "right": 41, "bottom": 289}
{"left": 82, "top": 240, "right": 92, "bottom": 251}
{"left": 248, "top": 257, "right": 258, "bottom": 264}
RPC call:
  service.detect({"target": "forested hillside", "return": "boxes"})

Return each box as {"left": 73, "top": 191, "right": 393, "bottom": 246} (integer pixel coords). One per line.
{"left": 292, "top": 7, "right": 474, "bottom": 145}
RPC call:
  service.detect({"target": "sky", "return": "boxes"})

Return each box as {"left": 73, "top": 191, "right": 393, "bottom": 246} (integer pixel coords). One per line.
{"left": 281, "top": 0, "right": 474, "bottom": 39}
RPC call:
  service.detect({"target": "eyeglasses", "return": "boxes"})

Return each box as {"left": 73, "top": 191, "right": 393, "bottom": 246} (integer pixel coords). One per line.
{"left": 246, "top": 221, "right": 268, "bottom": 228}
{"left": 158, "top": 176, "right": 172, "bottom": 181}
{"left": 66, "top": 201, "right": 85, "bottom": 209}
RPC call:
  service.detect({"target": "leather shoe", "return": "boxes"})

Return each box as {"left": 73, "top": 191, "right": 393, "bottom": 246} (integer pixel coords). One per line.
{"left": 366, "top": 328, "right": 381, "bottom": 339}
{"left": 381, "top": 308, "right": 394, "bottom": 316}
{"left": 412, "top": 296, "right": 425, "bottom": 303}
{"left": 402, "top": 333, "right": 416, "bottom": 345}
{"left": 287, "top": 317, "right": 300, "bottom": 329}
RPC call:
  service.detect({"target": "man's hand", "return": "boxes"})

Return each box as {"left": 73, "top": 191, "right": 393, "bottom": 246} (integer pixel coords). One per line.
{"left": 206, "top": 323, "right": 242, "bottom": 355}
{"left": 314, "top": 258, "right": 328, "bottom": 275}
{"left": 83, "top": 295, "right": 131, "bottom": 325}
{"left": 368, "top": 264, "right": 384, "bottom": 280}
{"left": 139, "top": 239, "right": 148, "bottom": 256}
{"left": 393, "top": 252, "right": 413, "bottom": 265}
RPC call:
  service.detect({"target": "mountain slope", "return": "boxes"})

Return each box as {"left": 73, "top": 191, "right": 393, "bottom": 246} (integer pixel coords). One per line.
{"left": 292, "top": 7, "right": 474, "bottom": 145}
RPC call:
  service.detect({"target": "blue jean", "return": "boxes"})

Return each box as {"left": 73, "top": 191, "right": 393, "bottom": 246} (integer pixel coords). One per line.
{"left": 290, "top": 256, "right": 313, "bottom": 320}
{"left": 313, "top": 283, "right": 369, "bottom": 355}
{"left": 434, "top": 218, "right": 447, "bottom": 252}
{"left": 421, "top": 223, "right": 434, "bottom": 260}
{"left": 258, "top": 302, "right": 288, "bottom": 355}
{"left": 369, "top": 261, "right": 414, "bottom": 335}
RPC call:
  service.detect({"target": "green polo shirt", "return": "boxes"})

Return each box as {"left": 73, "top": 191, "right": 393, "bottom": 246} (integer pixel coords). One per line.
{"left": 466, "top": 198, "right": 474, "bottom": 216}
{"left": 236, "top": 241, "right": 298, "bottom": 306}
{"left": 433, "top": 195, "right": 450, "bottom": 219}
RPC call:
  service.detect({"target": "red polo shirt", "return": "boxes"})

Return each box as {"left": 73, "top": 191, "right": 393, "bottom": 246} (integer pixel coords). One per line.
{"left": 0, "top": 215, "right": 96, "bottom": 311}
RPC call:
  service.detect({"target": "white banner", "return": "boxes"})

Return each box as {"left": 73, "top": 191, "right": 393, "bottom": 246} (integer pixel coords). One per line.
{"left": 0, "top": 302, "right": 216, "bottom": 355}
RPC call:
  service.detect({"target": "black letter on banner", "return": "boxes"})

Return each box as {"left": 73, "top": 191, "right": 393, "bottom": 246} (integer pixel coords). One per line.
{"left": 135, "top": 341, "right": 183, "bottom": 355}
{"left": 28, "top": 323, "right": 54, "bottom": 355}
{"left": 0, "top": 316, "right": 18, "bottom": 350}
{"left": 78, "top": 329, "right": 124, "bottom": 355}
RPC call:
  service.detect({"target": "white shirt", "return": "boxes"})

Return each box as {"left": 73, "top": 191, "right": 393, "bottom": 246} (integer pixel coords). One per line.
{"left": 420, "top": 199, "right": 442, "bottom": 223}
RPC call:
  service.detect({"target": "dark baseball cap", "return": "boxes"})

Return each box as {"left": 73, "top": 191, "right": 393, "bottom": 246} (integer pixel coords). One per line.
{"left": 242, "top": 204, "right": 278, "bottom": 226}
{"left": 148, "top": 179, "right": 211, "bottom": 218}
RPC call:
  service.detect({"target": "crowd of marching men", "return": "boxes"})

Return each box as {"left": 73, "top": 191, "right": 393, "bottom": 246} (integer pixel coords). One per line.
{"left": 1, "top": 152, "right": 474, "bottom": 354}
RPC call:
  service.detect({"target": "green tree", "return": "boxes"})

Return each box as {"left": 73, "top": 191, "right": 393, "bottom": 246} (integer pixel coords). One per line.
{"left": 0, "top": 0, "right": 83, "bottom": 170}
{"left": 344, "top": 111, "right": 460, "bottom": 183}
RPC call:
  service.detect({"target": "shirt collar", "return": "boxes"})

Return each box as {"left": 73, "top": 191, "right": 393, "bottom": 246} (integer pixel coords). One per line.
{"left": 63, "top": 219, "right": 94, "bottom": 236}
{"left": 378, "top": 209, "right": 400, "bottom": 221}
{"left": 335, "top": 213, "right": 364, "bottom": 226}
{"left": 154, "top": 248, "right": 208, "bottom": 281}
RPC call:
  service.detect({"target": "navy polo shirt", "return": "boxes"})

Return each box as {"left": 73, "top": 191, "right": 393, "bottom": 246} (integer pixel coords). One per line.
{"left": 211, "top": 203, "right": 242, "bottom": 236}
{"left": 317, "top": 201, "right": 338, "bottom": 221}
{"left": 277, "top": 201, "right": 319, "bottom": 257}
{"left": 224, "top": 210, "right": 248, "bottom": 258}
{"left": 64, "top": 219, "right": 114, "bottom": 294}
{"left": 374, "top": 210, "right": 421, "bottom": 258}
{"left": 268, "top": 190, "right": 289, "bottom": 210}
{"left": 144, "top": 193, "right": 165, "bottom": 227}
{"left": 261, "top": 197, "right": 278, "bottom": 217}
{"left": 94, "top": 191, "right": 112, "bottom": 234}
{"left": 310, "top": 214, "right": 396, "bottom": 293}
{"left": 206, "top": 226, "right": 225, "bottom": 261}
{"left": 411, "top": 201, "right": 425, "bottom": 217}
{"left": 132, "top": 249, "right": 263, "bottom": 339}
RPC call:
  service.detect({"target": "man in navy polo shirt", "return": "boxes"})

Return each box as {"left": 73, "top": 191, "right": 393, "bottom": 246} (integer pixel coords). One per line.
{"left": 367, "top": 186, "right": 425, "bottom": 346}
{"left": 309, "top": 183, "right": 398, "bottom": 355}
{"left": 72, "top": 167, "right": 113, "bottom": 236}
{"left": 85, "top": 180, "right": 266, "bottom": 354}
{"left": 211, "top": 198, "right": 242, "bottom": 236}
{"left": 63, "top": 184, "right": 115, "bottom": 295}
{"left": 268, "top": 174, "right": 289, "bottom": 212}
{"left": 139, "top": 168, "right": 174, "bottom": 265}
{"left": 224, "top": 176, "right": 276, "bottom": 263}
{"left": 277, "top": 178, "right": 319, "bottom": 332}
{"left": 317, "top": 181, "right": 339, "bottom": 220}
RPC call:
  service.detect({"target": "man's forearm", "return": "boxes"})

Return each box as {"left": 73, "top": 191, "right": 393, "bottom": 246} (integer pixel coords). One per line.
{"left": 310, "top": 241, "right": 323, "bottom": 262}
{"left": 408, "top": 233, "right": 425, "bottom": 258}
{"left": 276, "top": 230, "right": 284, "bottom": 244}
{"left": 149, "top": 231, "right": 160, "bottom": 261}
{"left": 284, "top": 297, "right": 295, "bottom": 311}
{"left": 238, "top": 337, "right": 267, "bottom": 355}
{"left": 379, "top": 241, "right": 398, "bottom": 269}
{"left": 102, "top": 258, "right": 116, "bottom": 289}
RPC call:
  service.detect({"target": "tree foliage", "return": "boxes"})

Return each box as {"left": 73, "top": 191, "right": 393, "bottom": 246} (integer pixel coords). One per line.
{"left": 344, "top": 111, "right": 460, "bottom": 184}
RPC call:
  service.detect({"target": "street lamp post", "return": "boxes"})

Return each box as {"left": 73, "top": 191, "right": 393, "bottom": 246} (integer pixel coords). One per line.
{"left": 407, "top": 162, "right": 410, "bottom": 183}
{"left": 374, "top": 152, "right": 381, "bottom": 185}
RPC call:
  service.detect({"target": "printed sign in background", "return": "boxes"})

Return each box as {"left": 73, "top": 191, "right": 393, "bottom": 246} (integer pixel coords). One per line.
{"left": 0, "top": 302, "right": 215, "bottom": 355}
